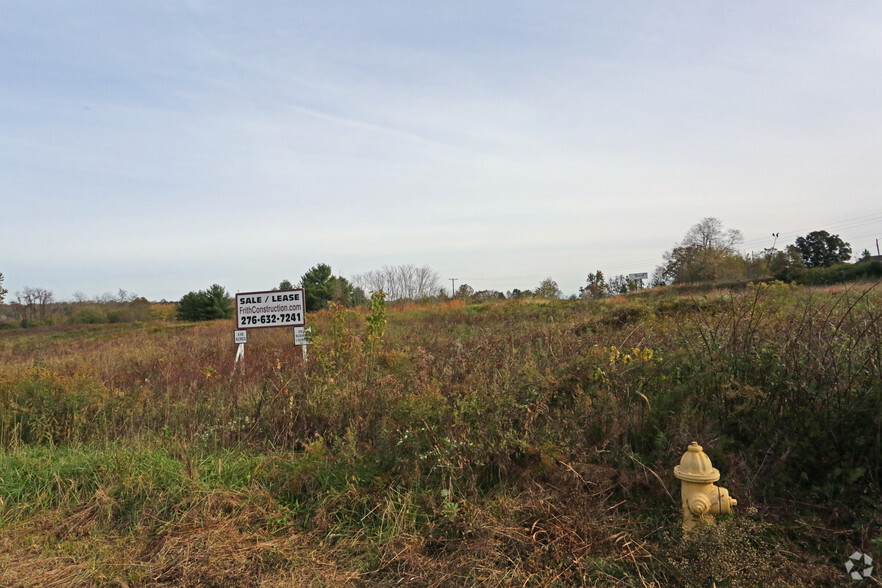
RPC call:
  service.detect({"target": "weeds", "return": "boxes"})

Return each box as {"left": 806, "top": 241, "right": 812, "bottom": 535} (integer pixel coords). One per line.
{"left": 0, "top": 284, "right": 880, "bottom": 585}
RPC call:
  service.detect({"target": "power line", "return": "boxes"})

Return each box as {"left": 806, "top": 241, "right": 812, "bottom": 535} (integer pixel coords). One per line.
{"left": 740, "top": 211, "right": 882, "bottom": 250}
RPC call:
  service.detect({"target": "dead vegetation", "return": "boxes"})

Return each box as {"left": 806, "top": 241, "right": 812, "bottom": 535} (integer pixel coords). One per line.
{"left": 1, "top": 284, "right": 880, "bottom": 585}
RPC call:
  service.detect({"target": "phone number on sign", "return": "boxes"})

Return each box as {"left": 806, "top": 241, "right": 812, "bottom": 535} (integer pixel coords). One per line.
{"left": 240, "top": 313, "right": 302, "bottom": 326}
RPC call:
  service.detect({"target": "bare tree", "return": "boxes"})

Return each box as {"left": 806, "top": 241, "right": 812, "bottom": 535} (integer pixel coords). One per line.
{"left": 96, "top": 291, "right": 117, "bottom": 303}
{"left": 682, "top": 217, "right": 743, "bottom": 252}
{"left": 35, "top": 288, "right": 54, "bottom": 320}
{"left": 114, "top": 288, "right": 140, "bottom": 303}
{"left": 352, "top": 264, "right": 442, "bottom": 301}
{"left": 15, "top": 286, "right": 54, "bottom": 321}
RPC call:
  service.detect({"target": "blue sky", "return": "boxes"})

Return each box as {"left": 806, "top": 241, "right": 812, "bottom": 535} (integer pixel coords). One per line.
{"left": 3, "top": 1, "right": 881, "bottom": 301}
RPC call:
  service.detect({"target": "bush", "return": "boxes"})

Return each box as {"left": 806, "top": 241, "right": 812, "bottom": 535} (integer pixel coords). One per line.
{"left": 73, "top": 306, "right": 107, "bottom": 324}
{"left": 793, "top": 260, "right": 882, "bottom": 285}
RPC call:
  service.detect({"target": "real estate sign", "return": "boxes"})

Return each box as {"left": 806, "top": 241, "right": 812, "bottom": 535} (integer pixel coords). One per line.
{"left": 236, "top": 289, "right": 306, "bottom": 329}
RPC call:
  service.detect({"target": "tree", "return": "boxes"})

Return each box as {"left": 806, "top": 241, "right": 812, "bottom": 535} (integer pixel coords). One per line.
{"left": 0, "top": 273, "right": 6, "bottom": 304}
{"left": 683, "top": 217, "right": 743, "bottom": 251}
{"left": 506, "top": 288, "right": 533, "bottom": 299}
{"left": 277, "top": 279, "right": 294, "bottom": 291}
{"left": 300, "top": 263, "right": 361, "bottom": 310}
{"left": 456, "top": 283, "right": 474, "bottom": 299}
{"left": 116, "top": 289, "right": 137, "bottom": 303}
{"left": 580, "top": 271, "right": 607, "bottom": 299}
{"left": 606, "top": 274, "right": 634, "bottom": 295}
{"left": 352, "top": 264, "right": 442, "bottom": 301}
{"left": 301, "top": 264, "right": 333, "bottom": 311}
{"left": 656, "top": 217, "right": 745, "bottom": 284}
{"left": 472, "top": 289, "right": 505, "bottom": 302}
{"left": 14, "top": 286, "right": 54, "bottom": 323}
{"left": 758, "top": 246, "right": 804, "bottom": 281}
{"left": 535, "top": 277, "right": 561, "bottom": 299}
{"left": 344, "top": 282, "right": 368, "bottom": 306}
{"left": 176, "top": 284, "right": 233, "bottom": 321}
{"left": 793, "top": 231, "right": 852, "bottom": 268}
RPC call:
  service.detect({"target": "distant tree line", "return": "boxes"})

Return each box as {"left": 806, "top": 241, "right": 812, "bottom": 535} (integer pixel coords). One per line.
{"left": 5, "top": 218, "right": 874, "bottom": 330}
{"left": 0, "top": 285, "right": 160, "bottom": 329}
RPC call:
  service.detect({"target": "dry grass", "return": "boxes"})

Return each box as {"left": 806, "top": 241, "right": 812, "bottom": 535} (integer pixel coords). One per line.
{"left": 1, "top": 488, "right": 362, "bottom": 587}
{"left": 1, "top": 285, "right": 880, "bottom": 586}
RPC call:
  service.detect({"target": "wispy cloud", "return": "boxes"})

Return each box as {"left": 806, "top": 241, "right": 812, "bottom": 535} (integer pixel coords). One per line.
{"left": 2, "top": 1, "right": 881, "bottom": 299}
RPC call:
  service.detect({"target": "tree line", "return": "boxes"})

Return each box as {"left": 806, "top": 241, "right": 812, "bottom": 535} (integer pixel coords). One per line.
{"left": 0, "top": 282, "right": 158, "bottom": 329}
{"left": 3, "top": 217, "right": 878, "bottom": 326}
{"left": 647, "top": 217, "right": 876, "bottom": 287}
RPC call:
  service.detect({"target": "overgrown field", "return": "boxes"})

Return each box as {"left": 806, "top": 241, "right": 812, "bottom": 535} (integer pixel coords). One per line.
{"left": 1, "top": 283, "right": 880, "bottom": 586}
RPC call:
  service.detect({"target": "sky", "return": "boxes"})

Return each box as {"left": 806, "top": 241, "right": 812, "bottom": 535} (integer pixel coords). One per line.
{"left": 2, "top": 1, "right": 881, "bottom": 301}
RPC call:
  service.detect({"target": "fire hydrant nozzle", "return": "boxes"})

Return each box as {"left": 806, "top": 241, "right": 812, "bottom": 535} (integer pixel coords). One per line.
{"left": 674, "top": 442, "right": 737, "bottom": 532}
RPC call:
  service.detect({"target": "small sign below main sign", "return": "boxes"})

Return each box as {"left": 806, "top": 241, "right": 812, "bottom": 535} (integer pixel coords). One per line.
{"left": 236, "top": 288, "right": 306, "bottom": 330}
{"left": 234, "top": 330, "right": 247, "bottom": 344}
{"left": 294, "top": 326, "right": 312, "bottom": 345}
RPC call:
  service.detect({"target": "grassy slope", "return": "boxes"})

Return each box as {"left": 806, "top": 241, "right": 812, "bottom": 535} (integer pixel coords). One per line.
{"left": 1, "top": 284, "right": 880, "bottom": 586}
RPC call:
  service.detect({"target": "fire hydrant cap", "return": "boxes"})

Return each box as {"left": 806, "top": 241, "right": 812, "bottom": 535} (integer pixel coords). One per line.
{"left": 674, "top": 442, "right": 721, "bottom": 483}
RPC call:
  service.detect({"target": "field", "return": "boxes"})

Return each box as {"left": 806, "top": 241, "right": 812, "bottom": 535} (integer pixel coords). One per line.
{"left": 1, "top": 283, "right": 880, "bottom": 586}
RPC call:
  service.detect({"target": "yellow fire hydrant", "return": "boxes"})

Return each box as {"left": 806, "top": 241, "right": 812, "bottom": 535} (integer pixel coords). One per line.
{"left": 674, "top": 442, "right": 737, "bottom": 532}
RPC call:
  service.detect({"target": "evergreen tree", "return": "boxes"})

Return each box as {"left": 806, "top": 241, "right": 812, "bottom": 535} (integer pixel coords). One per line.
{"left": 300, "top": 263, "right": 360, "bottom": 310}
{"left": 176, "top": 284, "right": 233, "bottom": 321}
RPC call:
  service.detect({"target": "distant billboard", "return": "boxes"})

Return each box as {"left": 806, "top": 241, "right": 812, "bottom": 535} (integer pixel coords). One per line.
{"left": 627, "top": 273, "right": 649, "bottom": 280}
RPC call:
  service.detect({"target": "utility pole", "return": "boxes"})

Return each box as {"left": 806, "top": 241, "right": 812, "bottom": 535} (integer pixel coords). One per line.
{"left": 450, "top": 278, "right": 458, "bottom": 297}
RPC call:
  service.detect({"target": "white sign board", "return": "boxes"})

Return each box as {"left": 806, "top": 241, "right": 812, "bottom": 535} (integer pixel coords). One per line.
{"left": 236, "top": 289, "right": 306, "bottom": 329}
{"left": 627, "top": 273, "right": 649, "bottom": 280}
{"left": 234, "top": 330, "right": 248, "bottom": 344}
{"left": 294, "top": 326, "right": 313, "bottom": 345}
